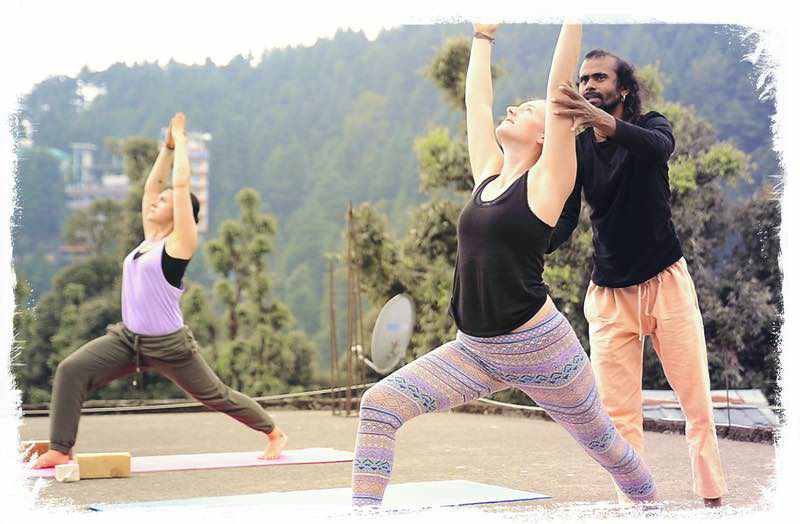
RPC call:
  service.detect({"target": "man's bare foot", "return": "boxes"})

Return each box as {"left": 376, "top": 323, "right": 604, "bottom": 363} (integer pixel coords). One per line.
{"left": 703, "top": 497, "right": 722, "bottom": 508}
{"left": 32, "top": 449, "right": 70, "bottom": 469}
{"left": 260, "top": 427, "right": 288, "bottom": 460}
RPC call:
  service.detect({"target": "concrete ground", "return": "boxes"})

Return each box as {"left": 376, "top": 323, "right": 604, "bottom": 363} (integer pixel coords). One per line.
{"left": 18, "top": 409, "right": 775, "bottom": 513}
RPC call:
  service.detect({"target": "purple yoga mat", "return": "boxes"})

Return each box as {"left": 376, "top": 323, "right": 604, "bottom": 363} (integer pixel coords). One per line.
{"left": 25, "top": 447, "right": 353, "bottom": 478}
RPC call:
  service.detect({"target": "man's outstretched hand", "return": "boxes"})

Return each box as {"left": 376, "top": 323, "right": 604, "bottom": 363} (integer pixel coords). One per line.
{"left": 551, "top": 82, "right": 617, "bottom": 138}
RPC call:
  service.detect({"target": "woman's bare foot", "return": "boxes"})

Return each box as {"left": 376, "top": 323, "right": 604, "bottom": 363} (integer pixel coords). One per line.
{"left": 260, "top": 427, "right": 288, "bottom": 460}
{"left": 32, "top": 449, "right": 70, "bottom": 469}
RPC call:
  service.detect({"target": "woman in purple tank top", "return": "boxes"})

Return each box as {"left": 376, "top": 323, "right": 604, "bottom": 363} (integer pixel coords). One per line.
{"left": 351, "top": 23, "right": 657, "bottom": 506}
{"left": 34, "top": 113, "right": 287, "bottom": 469}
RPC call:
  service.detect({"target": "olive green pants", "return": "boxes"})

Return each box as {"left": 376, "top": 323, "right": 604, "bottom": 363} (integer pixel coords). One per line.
{"left": 48, "top": 322, "right": 275, "bottom": 454}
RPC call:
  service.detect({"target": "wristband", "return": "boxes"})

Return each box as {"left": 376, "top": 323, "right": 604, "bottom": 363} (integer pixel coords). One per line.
{"left": 473, "top": 32, "right": 495, "bottom": 44}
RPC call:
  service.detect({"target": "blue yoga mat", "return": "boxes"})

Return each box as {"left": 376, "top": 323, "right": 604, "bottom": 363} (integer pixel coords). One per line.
{"left": 89, "top": 480, "right": 549, "bottom": 512}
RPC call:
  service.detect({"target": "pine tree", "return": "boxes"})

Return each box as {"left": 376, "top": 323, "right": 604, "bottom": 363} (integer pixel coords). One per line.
{"left": 206, "top": 188, "right": 316, "bottom": 395}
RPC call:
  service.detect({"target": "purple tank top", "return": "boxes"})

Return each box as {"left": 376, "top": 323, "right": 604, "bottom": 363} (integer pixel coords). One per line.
{"left": 121, "top": 238, "right": 184, "bottom": 336}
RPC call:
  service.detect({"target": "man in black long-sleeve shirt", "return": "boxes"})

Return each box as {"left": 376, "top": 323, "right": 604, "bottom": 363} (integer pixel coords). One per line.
{"left": 550, "top": 50, "right": 726, "bottom": 506}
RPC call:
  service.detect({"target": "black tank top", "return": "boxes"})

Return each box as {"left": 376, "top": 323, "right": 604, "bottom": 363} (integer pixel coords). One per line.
{"left": 449, "top": 172, "right": 554, "bottom": 336}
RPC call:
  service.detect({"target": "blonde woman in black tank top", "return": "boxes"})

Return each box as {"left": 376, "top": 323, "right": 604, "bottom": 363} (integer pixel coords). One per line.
{"left": 457, "top": 22, "right": 580, "bottom": 333}
{"left": 350, "top": 22, "right": 658, "bottom": 507}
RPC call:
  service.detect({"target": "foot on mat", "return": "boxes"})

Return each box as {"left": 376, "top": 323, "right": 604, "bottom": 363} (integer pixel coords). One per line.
{"left": 261, "top": 427, "right": 289, "bottom": 460}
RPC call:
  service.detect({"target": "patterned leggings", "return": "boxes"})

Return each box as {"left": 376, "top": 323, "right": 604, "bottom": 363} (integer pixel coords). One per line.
{"left": 351, "top": 310, "right": 657, "bottom": 506}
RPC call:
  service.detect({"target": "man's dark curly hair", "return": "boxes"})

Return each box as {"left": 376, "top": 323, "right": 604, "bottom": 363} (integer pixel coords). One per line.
{"left": 584, "top": 49, "right": 643, "bottom": 121}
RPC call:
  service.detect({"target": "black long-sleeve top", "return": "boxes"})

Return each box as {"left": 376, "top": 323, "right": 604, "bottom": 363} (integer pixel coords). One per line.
{"left": 546, "top": 111, "right": 683, "bottom": 288}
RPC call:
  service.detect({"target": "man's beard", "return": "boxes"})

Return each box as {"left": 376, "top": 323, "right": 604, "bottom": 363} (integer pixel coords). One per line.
{"left": 596, "top": 92, "right": 624, "bottom": 114}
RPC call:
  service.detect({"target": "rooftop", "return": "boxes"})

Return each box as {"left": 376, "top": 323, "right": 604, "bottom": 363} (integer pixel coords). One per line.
{"left": 19, "top": 409, "right": 775, "bottom": 512}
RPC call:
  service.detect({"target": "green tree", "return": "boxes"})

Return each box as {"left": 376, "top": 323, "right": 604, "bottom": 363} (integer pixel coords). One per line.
{"left": 13, "top": 146, "right": 66, "bottom": 255}
{"left": 708, "top": 184, "right": 781, "bottom": 402}
{"left": 107, "top": 137, "right": 158, "bottom": 258}
{"left": 206, "top": 188, "right": 316, "bottom": 395}
{"left": 181, "top": 284, "right": 219, "bottom": 350}
{"left": 427, "top": 37, "right": 502, "bottom": 111}
{"left": 17, "top": 254, "right": 122, "bottom": 402}
{"left": 347, "top": 39, "right": 487, "bottom": 368}
{"left": 63, "top": 198, "right": 123, "bottom": 254}
{"left": 12, "top": 146, "right": 69, "bottom": 298}
{"left": 12, "top": 276, "right": 44, "bottom": 402}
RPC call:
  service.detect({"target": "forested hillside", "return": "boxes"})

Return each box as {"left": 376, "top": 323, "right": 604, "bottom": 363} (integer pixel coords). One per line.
{"left": 13, "top": 24, "right": 779, "bottom": 400}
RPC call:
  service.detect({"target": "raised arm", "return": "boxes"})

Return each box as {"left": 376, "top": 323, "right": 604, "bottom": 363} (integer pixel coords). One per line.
{"left": 530, "top": 23, "right": 582, "bottom": 226}
{"left": 466, "top": 23, "right": 503, "bottom": 186}
{"left": 552, "top": 88, "right": 675, "bottom": 164}
{"left": 141, "top": 128, "right": 174, "bottom": 237}
{"left": 165, "top": 112, "right": 198, "bottom": 259}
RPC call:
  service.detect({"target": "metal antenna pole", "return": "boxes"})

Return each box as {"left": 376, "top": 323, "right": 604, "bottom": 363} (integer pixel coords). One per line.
{"left": 355, "top": 266, "right": 366, "bottom": 386}
{"left": 328, "top": 258, "right": 340, "bottom": 415}
{"left": 345, "top": 202, "right": 355, "bottom": 416}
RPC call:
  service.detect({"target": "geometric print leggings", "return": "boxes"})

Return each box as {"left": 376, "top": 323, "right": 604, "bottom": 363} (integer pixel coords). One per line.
{"left": 351, "top": 310, "right": 657, "bottom": 506}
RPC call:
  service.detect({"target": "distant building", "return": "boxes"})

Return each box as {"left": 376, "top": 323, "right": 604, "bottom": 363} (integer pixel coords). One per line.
{"left": 64, "top": 142, "right": 128, "bottom": 211}
{"left": 160, "top": 128, "right": 211, "bottom": 233}
{"left": 64, "top": 131, "right": 211, "bottom": 234}
{"left": 59, "top": 143, "right": 128, "bottom": 258}
{"left": 643, "top": 389, "right": 778, "bottom": 428}
{"left": 186, "top": 131, "right": 211, "bottom": 234}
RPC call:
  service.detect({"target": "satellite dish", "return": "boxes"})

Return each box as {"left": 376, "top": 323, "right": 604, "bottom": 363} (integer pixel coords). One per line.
{"left": 354, "top": 294, "right": 414, "bottom": 375}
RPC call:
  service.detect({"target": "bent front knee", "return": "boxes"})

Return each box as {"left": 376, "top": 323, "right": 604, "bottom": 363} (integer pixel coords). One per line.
{"left": 53, "top": 357, "right": 86, "bottom": 388}
{"left": 357, "top": 384, "right": 408, "bottom": 429}
{"left": 358, "top": 385, "right": 389, "bottom": 417}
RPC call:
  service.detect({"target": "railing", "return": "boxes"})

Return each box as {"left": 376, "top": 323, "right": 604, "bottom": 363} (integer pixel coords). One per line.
{"left": 21, "top": 385, "right": 777, "bottom": 444}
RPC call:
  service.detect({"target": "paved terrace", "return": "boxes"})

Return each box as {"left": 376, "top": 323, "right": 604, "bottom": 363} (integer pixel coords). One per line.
{"left": 18, "top": 408, "right": 775, "bottom": 513}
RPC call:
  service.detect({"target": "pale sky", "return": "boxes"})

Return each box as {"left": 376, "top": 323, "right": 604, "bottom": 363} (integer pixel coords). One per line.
{"left": 2, "top": 0, "right": 791, "bottom": 102}
{"left": 3, "top": 1, "right": 407, "bottom": 101}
